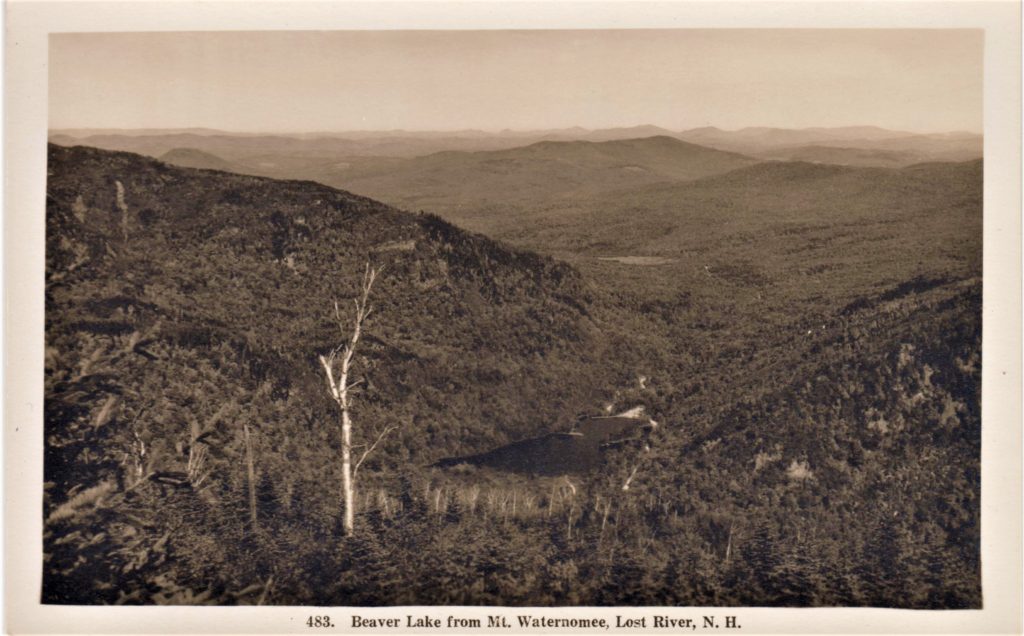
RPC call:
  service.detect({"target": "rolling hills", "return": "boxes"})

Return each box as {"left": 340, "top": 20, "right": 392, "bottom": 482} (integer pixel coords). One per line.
{"left": 492, "top": 158, "right": 982, "bottom": 259}
{"left": 677, "top": 126, "right": 982, "bottom": 166}
{"left": 49, "top": 133, "right": 762, "bottom": 209}
{"left": 330, "top": 136, "right": 760, "bottom": 210}
{"left": 158, "top": 148, "right": 241, "bottom": 172}
{"left": 50, "top": 125, "right": 982, "bottom": 178}
{"left": 44, "top": 142, "right": 981, "bottom": 607}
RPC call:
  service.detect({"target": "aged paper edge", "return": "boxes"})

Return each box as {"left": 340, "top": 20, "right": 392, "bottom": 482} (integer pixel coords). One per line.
{"left": 5, "top": 2, "right": 1021, "bottom": 634}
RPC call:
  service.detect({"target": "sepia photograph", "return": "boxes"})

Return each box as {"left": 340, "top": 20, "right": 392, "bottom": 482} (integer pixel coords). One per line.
{"left": 5, "top": 2, "right": 1021, "bottom": 633}
{"left": 40, "top": 26, "right": 987, "bottom": 608}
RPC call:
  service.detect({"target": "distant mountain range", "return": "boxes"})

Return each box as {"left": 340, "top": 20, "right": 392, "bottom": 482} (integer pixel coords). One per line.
{"left": 328, "top": 136, "right": 760, "bottom": 210}
{"left": 677, "top": 126, "right": 981, "bottom": 166}
{"left": 50, "top": 124, "right": 981, "bottom": 169}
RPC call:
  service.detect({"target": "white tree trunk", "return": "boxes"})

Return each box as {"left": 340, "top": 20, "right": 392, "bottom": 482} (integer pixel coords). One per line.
{"left": 338, "top": 312, "right": 357, "bottom": 536}
{"left": 319, "top": 263, "right": 390, "bottom": 539}
{"left": 341, "top": 403, "right": 354, "bottom": 536}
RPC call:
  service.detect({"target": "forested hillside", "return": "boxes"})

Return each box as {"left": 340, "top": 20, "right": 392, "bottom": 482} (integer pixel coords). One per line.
{"left": 44, "top": 144, "right": 981, "bottom": 607}
{"left": 329, "top": 136, "right": 759, "bottom": 210}
{"left": 44, "top": 144, "right": 620, "bottom": 603}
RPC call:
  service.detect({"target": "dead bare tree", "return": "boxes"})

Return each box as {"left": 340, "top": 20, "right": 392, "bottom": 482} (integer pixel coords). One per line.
{"left": 318, "top": 263, "right": 394, "bottom": 536}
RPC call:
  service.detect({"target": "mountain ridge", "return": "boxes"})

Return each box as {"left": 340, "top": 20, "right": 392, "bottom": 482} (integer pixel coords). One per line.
{"left": 158, "top": 147, "right": 239, "bottom": 172}
{"left": 328, "top": 135, "right": 761, "bottom": 210}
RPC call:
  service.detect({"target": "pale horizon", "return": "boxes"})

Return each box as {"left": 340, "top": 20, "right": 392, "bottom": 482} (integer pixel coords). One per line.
{"left": 50, "top": 30, "right": 983, "bottom": 135}
{"left": 48, "top": 123, "right": 982, "bottom": 137}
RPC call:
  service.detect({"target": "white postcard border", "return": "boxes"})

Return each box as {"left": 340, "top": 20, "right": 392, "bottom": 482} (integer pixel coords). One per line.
{"left": 5, "top": 2, "right": 1020, "bottom": 634}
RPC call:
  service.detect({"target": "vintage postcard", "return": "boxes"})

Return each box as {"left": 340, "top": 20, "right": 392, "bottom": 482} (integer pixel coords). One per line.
{"left": 5, "top": 1, "right": 1021, "bottom": 634}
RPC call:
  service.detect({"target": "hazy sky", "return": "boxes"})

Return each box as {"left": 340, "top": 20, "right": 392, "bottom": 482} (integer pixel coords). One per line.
{"left": 49, "top": 30, "right": 982, "bottom": 133}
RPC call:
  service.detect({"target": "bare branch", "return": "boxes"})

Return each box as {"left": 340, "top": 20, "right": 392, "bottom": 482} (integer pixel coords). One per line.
{"left": 353, "top": 425, "right": 397, "bottom": 479}
{"left": 333, "top": 300, "right": 347, "bottom": 332}
{"left": 318, "top": 354, "right": 339, "bottom": 400}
